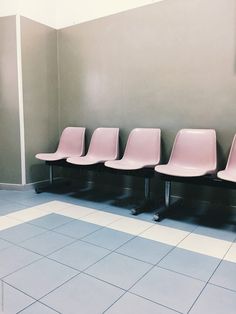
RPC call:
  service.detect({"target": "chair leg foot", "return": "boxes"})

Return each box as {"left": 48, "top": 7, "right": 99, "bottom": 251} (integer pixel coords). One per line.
{"left": 153, "top": 198, "right": 184, "bottom": 222}
{"left": 131, "top": 199, "right": 154, "bottom": 215}
{"left": 35, "top": 187, "right": 42, "bottom": 194}
{"left": 153, "top": 213, "right": 161, "bottom": 222}
{"left": 34, "top": 179, "right": 71, "bottom": 194}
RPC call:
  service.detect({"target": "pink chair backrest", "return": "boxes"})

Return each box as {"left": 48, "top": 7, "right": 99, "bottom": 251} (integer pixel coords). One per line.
{"left": 169, "top": 129, "right": 217, "bottom": 170}
{"left": 87, "top": 128, "right": 119, "bottom": 159}
{"left": 123, "top": 128, "right": 161, "bottom": 164}
{"left": 225, "top": 134, "right": 236, "bottom": 170}
{"left": 57, "top": 127, "right": 85, "bottom": 156}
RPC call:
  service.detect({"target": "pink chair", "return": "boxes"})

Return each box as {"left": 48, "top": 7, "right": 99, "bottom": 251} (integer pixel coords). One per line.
{"left": 36, "top": 127, "right": 85, "bottom": 183}
{"left": 67, "top": 128, "right": 119, "bottom": 165}
{"left": 155, "top": 129, "right": 217, "bottom": 212}
{"left": 217, "top": 135, "right": 236, "bottom": 182}
{"left": 105, "top": 128, "right": 161, "bottom": 214}
{"left": 105, "top": 128, "right": 161, "bottom": 170}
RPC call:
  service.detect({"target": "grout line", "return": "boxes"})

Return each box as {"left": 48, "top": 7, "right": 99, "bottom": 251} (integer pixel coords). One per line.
{"left": 27, "top": 219, "right": 75, "bottom": 232}
{"left": 102, "top": 224, "right": 200, "bottom": 314}
{"left": 5, "top": 281, "right": 37, "bottom": 303}
{"left": 50, "top": 222, "right": 106, "bottom": 241}
{"left": 186, "top": 282, "right": 207, "bottom": 314}
{"left": 205, "top": 239, "right": 236, "bottom": 285}
{"left": 128, "top": 291, "right": 184, "bottom": 314}
{"left": 16, "top": 299, "right": 61, "bottom": 314}
{"left": 111, "top": 290, "right": 184, "bottom": 314}
{"left": 1, "top": 281, "right": 38, "bottom": 310}
{"left": 186, "top": 236, "right": 236, "bottom": 313}
{"left": 45, "top": 246, "right": 112, "bottom": 274}
{"left": 155, "top": 224, "right": 199, "bottom": 266}
{"left": 1, "top": 255, "right": 45, "bottom": 281}
{"left": 18, "top": 237, "right": 79, "bottom": 259}
{"left": 2, "top": 265, "right": 80, "bottom": 307}
{"left": 0, "top": 228, "right": 47, "bottom": 246}
{"left": 80, "top": 236, "right": 135, "bottom": 252}
{"left": 36, "top": 272, "right": 80, "bottom": 302}
{"left": 3, "top": 278, "right": 66, "bottom": 314}
{"left": 28, "top": 222, "right": 159, "bottom": 305}
{"left": 155, "top": 264, "right": 209, "bottom": 283}
{"left": 207, "top": 282, "right": 236, "bottom": 294}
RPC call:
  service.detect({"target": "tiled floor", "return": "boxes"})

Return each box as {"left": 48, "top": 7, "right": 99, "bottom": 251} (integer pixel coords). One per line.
{"left": 0, "top": 189, "right": 236, "bottom": 313}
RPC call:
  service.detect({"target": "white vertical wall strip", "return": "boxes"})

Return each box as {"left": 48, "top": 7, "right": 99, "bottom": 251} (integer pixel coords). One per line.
{"left": 16, "top": 14, "right": 26, "bottom": 185}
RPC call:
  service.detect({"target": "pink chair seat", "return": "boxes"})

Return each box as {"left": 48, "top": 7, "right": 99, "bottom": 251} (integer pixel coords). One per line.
{"left": 217, "top": 170, "right": 236, "bottom": 183}
{"left": 67, "top": 155, "right": 106, "bottom": 165}
{"left": 67, "top": 127, "right": 119, "bottom": 166}
{"left": 105, "top": 128, "right": 161, "bottom": 171}
{"left": 105, "top": 159, "right": 150, "bottom": 170}
{"left": 155, "top": 129, "right": 217, "bottom": 178}
{"left": 35, "top": 127, "right": 85, "bottom": 161}
{"left": 36, "top": 153, "right": 68, "bottom": 161}
{"left": 155, "top": 164, "right": 212, "bottom": 177}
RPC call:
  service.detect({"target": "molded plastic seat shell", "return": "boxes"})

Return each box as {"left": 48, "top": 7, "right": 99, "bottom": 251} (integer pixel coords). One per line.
{"left": 105, "top": 128, "right": 161, "bottom": 170}
{"left": 35, "top": 127, "right": 85, "bottom": 161}
{"left": 218, "top": 135, "right": 236, "bottom": 182}
{"left": 155, "top": 129, "right": 217, "bottom": 177}
{"left": 67, "top": 128, "right": 119, "bottom": 165}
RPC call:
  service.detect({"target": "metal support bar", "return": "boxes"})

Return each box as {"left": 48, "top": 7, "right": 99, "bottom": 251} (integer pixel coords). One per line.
{"left": 144, "top": 177, "right": 151, "bottom": 200}
{"left": 131, "top": 177, "right": 154, "bottom": 215}
{"left": 165, "top": 181, "right": 171, "bottom": 208}
{"left": 49, "top": 164, "right": 54, "bottom": 184}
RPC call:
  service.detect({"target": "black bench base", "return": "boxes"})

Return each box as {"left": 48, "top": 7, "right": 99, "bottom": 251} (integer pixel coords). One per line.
{"left": 36, "top": 160, "right": 156, "bottom": 215}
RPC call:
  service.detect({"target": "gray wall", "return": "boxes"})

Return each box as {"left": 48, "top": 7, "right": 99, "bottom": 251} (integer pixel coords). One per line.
{"left": 58, "top": 0, "right": 236, "bottom": 204}
{"left": 0, "top": 16, "right": 21, "bottom": 184}
{"left": 21, "top": 17, "right": 59, "bottom": 183}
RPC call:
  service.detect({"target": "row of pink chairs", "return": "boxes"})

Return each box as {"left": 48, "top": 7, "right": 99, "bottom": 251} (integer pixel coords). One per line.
{"left": 36, "top": 127, "right": 160, "bottom": 215}
{"left": 36, "top": 127, "right": 161, "bottom": 175}
{"left": 36, "top": 127, "right": 236, "bottom": 217}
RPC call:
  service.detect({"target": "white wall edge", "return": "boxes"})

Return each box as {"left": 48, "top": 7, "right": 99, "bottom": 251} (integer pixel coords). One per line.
{"left": 16, "top": 14, "right": 26, "bottom": 185}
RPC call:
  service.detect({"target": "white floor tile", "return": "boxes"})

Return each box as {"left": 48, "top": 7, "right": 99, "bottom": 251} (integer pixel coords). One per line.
{"left": 140, "top": 224, "right": 189, "bottom": 246}
{"left": 0, "top": 217, "right": 22, "bottom": 231}
{"left": 178, "top": 233, "right": 232, "bottom": 259}
{"left": 108, "top": 217, "right": 153, "bottom": 236}
{"left": 6, "top": 208, "right": 48, "bottom": 223}
{"left": 224, "top": 243, "right": 236, "bottom": 263}
{"left": 33, "top": 201, "right": 71, "bottom": 213}
{"left": 56, "top": 206, "right": 96, "bottom": 219}
{"left": 80, "top": 211, "right": 121, "bottom": 226}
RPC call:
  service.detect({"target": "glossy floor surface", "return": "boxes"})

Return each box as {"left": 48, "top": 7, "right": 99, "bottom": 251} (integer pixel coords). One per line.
{"left": 0, "top": 187, "right": 236, "bottom": 314}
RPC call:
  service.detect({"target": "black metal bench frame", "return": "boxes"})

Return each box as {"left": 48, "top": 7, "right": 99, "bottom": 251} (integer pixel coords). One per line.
{"left": 153, "top": 173, "right": 236, "bottom": 221}
{"left": 36, "top": 160, "right": 156, "bottom": 215}
{"left": 36, "top": 161, "right": 236, "bottom": 220}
